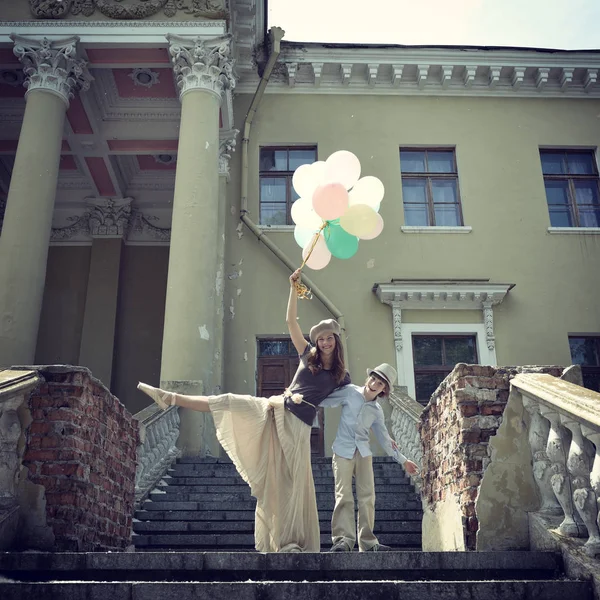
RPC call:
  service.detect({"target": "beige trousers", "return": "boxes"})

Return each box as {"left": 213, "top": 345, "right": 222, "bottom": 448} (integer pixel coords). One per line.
{"left": 331, "top": 452, "right": 378, "bottom": 551}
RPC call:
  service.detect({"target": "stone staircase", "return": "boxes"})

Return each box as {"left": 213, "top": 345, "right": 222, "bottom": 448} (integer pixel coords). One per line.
{"left": 133, "top": 455, "right": 423, "bottom": 551}
{"left": 0, "top": 550, "right": 592, "bottom": 599}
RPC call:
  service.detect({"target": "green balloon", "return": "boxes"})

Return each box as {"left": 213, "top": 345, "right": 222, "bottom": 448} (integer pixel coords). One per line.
{"left": 324, "top": 222, "right": 359, "bottom": 259}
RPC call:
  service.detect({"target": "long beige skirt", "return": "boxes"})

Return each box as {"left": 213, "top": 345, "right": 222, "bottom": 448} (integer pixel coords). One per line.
{"left": 208, "top": 393, "right": 320, "bottom": 553}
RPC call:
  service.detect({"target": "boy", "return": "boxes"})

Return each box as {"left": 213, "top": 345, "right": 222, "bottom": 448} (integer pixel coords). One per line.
{"left": 320, "top": 363, "right": 419, "bottom": 552}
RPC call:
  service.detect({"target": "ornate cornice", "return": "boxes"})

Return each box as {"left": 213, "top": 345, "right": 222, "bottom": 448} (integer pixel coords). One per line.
{"left": 51, "top": 202, "right": 171, "bottom": 244}
{"left": 236, "top": 43, "right": 600, "bottom": 98}
{"left": 11, "top": 35, "right": 92, "bottom": 107}
{"left": 219, "top": 128, "right": 239, "bottom": 178}
{"left": 28, "top": 0, "right": 227, "bottom": 20}
{"left": 374, "top": 280, "right": 513, "bottom": 310}
{"left": 166, "top": 34, "right": 236, "bottom": 101}
{"left": 86, "top": 197, "right": 132, "bottom": 237}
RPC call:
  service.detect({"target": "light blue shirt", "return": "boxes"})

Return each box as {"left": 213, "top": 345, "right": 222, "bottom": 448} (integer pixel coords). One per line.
{"left": 320, "top": 384, "right": 408, "bottom": 464}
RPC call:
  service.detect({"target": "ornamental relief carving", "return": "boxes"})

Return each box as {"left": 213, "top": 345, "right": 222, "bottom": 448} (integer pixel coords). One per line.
{"left": 29, "top": 0, "right": 227, "bottom": 20}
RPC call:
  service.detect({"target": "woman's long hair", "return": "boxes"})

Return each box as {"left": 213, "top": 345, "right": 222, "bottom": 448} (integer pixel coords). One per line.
{"left": 307, "top": 333, "right": 346, "bottom": 384}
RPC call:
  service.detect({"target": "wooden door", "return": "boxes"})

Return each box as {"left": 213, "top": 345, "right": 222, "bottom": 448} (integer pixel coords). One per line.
{"left": 257, "top": 339, "right": 324, "bottom": 456}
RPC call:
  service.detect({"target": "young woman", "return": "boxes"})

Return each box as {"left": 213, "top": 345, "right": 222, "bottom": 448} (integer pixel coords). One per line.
{"left": 137, "top": 268, "right": 350, "bottom": 553}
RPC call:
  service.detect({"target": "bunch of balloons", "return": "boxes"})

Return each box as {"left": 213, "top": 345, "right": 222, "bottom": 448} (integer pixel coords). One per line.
{"left": 291, "top": 150, "right": 385, "bottom": 270}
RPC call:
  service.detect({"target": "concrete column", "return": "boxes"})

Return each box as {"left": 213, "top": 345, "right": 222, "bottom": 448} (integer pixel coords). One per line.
{"left": 213, "top": 130, "right": 239, "bottom": 396}
{"left": 0, "top": 36, "right": 91, "bottom": 367}
{"left": 78, "top": 198, "right": 132, "bottom": 388}
{"left": 162, "top": 35, "right": 236, "bottom": 456}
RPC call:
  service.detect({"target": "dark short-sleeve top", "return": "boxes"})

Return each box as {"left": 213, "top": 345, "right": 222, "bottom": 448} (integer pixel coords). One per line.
{"left": 283, "top": 344, "right": 351, "bottom": 426}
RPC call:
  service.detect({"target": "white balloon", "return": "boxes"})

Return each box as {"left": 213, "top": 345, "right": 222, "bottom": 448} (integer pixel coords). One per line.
{"left": 348, "top": 176, "right": 385, "bottom": 209}
{"left": 291, "top": 198, "right": 323, "bottom": 230}
{"left": 292, "top": 161, "right": 326, "bottom": 200}
{"left": 294, "top": 225, "right": 318, "bottom": 248}
{"left": 324, "top": 150, "right": 361, "bottom": 190}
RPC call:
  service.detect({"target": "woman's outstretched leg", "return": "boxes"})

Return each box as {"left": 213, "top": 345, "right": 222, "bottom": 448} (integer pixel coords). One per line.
{"left": 137, "top": 382, "right": 211, "bottom": 412}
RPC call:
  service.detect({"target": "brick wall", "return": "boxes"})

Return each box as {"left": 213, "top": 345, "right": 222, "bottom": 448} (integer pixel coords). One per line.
{"left": 21, "top": 366, "right": 139, "bottom": 551}
{"left": 418, "top": 363, "right": 563, "bottom": 550}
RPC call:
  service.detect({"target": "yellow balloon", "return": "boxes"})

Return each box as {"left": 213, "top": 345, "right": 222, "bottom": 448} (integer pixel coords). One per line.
{"left": 340, "top": 204, "right": 379, "bottom": 237}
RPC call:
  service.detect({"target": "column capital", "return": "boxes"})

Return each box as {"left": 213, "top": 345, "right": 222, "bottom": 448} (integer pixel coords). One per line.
{"left": 219, "top": 129, "right": 239, "bottom": 179}
{"left": 11, "top": 35, "right": 92, "bottom": 107}
{"left": 166, "top": 34, "right": 236, "bottom": 102}
{"left": 85, "top": 197, "right": 133, "bottom": 239}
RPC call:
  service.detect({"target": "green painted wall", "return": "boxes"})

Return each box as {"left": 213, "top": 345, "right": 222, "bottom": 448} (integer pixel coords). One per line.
{"left": 223, "top": 93, "right": 600, "bottom": 452}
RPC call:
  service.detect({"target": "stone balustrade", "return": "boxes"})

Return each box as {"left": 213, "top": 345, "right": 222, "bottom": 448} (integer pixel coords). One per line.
{"left": 0, "top": 370, "right": 40, "bottom": 550}
{"left": 134, "top": 404, "right": 180, "bottom": 507}
{"left": 512, "top": 371, "right": 600, "bottom": 557}
{"left": 389, "top": 389, "right": 424, "bottom": 488}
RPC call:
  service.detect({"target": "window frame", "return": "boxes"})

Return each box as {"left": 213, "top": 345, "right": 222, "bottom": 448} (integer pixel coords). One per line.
{"left": 540, "top": 149, "right": 600, "bottom": 228}
{"left": 399, "top": 147, "right": 464, "bottom": 227}
{"left": 259, "top": 145, "right": 318, "bottom": 226}
{"left": 412, "top": 334, "right": 479, "bottom": 404}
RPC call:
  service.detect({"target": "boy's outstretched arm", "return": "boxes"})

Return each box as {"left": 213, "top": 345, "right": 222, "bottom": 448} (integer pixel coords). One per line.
{"left": 371, "top": 414, "right": 419, "bottom": 475}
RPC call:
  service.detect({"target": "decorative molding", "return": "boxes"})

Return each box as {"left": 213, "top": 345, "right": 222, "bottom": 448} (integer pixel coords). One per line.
{"left": 374, "top": 280, "right": 513, "bottom": 310}
{"left": 50, "top": 202, "right": 171, "bottom": 244}
{"left": 286, "top": 62, "right": 297, "bottom": 87}
{"left": 235, "top": 45, "right": 600, "bottom": 97}
{"left": 401, "top": 226, "right": 472, "bottom": 234}
{"left": 11, "top": 35, "right": 92, "bottom": 107}
{"left": 166, "top": 34, "right": 236, "bottom": 101}
{"left": 86, "top": 197, "right": 132, "bottom": 238}
{"left": 129, "top": 68, "right": 160, "bottom": 89}
{"left": 390, "top": 301, "right": 403, "bottom": 351}
{"left": 482, "top": 299, "right": 498, "bottom": 350}
{"left": 547, "top": 227, "right": 600, "bottom": 235}
{"left": 219, "top": 128, "right": 239, "bottom": 177}
{"left": 28, "top": 0, "right": 226, "bottom": 20}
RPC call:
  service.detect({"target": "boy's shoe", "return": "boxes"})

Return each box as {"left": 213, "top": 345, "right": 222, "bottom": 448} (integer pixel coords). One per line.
{"left": 329, "top": 540, "right": 352, "bottom": 552}
{"left": 365, "top": 543, "right": 392, "bottom": 552}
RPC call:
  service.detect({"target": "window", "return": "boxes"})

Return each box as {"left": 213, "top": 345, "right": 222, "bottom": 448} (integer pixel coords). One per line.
{"left": 259, "top": 146, "right": 317, "bottom": 226}
{"left": 569, "top": 336, "right": 600, "bottom": 392}
{"left": 540, "top": 150, "right": 600, "bottom": 228}
{"left": 412, "top": 335, "right": 478, "bottom": 405}
{"left": 400, "top": 148, "right": 463, "bottom": 226}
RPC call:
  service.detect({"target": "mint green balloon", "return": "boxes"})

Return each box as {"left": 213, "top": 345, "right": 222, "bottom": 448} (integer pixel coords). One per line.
{"left": 324, "top": 222, "right": 359, "bottom": 259}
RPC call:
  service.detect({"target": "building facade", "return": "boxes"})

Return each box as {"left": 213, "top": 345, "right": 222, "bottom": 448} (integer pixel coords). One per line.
{"left": 1, "top": 0, "right": 599, "bottom": 456}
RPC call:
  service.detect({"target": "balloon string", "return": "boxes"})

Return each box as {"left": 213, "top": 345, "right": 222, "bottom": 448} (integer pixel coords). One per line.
{"left": 294, "top": 222, "right": 327, "bottom": 300}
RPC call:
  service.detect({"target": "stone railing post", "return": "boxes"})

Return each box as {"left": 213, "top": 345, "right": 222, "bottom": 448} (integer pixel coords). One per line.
{"left": 522, "top": 396, "right": 562, "bottom": 515}
{"left": 388, "top": 390, "right": 424, "bottom": 489}
{"left": 539, "top": 405, "right": 584, "bottom": 537}
{"left": 134, "top": 404, "right": 180, "bottom": 507}
{"left": 0, "top": 370, "right": 40, "bottom": 550}
{"left": 562, "top": 416, "right": 600, "bottom": 555}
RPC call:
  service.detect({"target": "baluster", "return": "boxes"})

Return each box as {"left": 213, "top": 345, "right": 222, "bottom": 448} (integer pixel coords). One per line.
{"left": 522, "top": 397, "right": 562, "bottom": 514}
{"left": 562, "top": 416, "right": 600, "bottom": 555}
{"left": 582, "top": 427, "right": 600, "bottom": 555}
{"left": 539, "top": 405, "right": 582, "bottom": 536}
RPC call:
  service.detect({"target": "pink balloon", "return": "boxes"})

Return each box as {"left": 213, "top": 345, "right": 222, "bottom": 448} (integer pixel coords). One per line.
{"left": 359, "top": 213, "right": 384, "bottom": 240}
{"left": 302, "top": 234, "right": 332, "bottom": 270}
{"left": 312, "top": 183, "right": 349, "bottom": 221}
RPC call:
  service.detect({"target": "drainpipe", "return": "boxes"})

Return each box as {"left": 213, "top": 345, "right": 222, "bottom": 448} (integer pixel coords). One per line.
{"left": 239, "top": 27, "right": 348, "bottom": 356}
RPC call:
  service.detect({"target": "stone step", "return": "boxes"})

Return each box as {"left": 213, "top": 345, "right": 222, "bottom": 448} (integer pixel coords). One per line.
{"left": 0, "top": 550, "right": 568, "bottom": 580}
{"left": 143, "top": 497, "right": 423, "bottom": 510}
{"left": 134, "top": 509, "right": 423, "bottom": 521}
{"left": 132, "top": 520, "right": 423, "bottom": 534}
{"left": 156, "top": 483, "right": 410, "bottom": 493}
{"left": 148, "top": 491, "right": 420, "bottom": 503}
{"left": 175, "top": 456, "right": 400, "bottom": 464}
{"left": 163, "top": 476, "right": 410, "bottom": 486}
{"left": 131, "top": 532, "right": 423, "bottom": 548}
{"left": 170, "top": 464, "right": 405, "bottom": 474}
{"left": 1, "top": 580, "right": 590, "bottom": 600}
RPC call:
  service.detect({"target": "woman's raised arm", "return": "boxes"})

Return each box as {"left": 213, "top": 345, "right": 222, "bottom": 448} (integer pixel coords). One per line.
{"left": 287, "top": 269, "right": 309, "bottom": 355}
